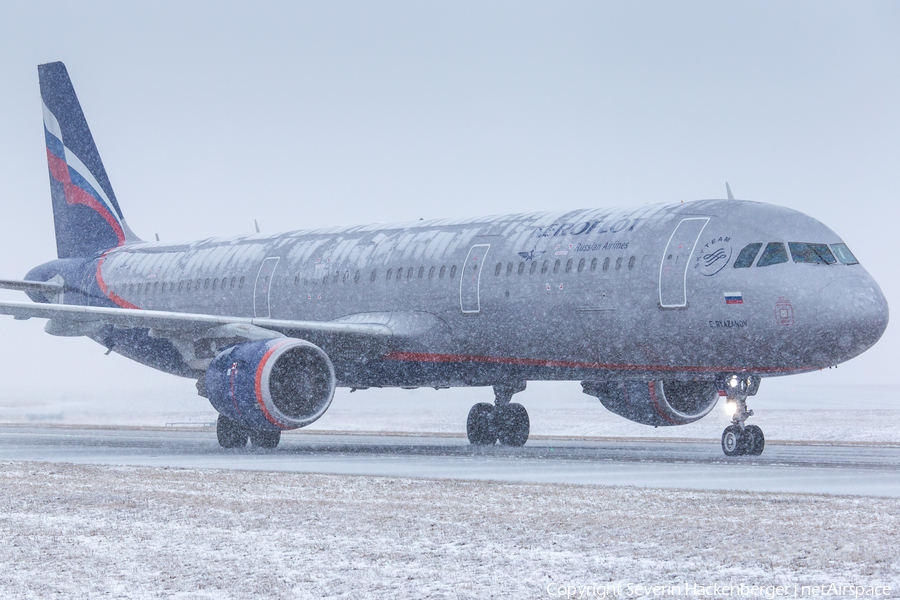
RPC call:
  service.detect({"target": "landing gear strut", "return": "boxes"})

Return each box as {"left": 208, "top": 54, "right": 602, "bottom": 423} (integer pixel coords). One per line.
{"left": 467, "top": 382, "right": 530, "bottom": 447}
{"left": 721, "top": 375, "right": 764, "bottom": 457}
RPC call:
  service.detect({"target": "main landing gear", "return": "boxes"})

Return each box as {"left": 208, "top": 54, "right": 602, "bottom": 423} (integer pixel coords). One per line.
{"left": 721, "top": 375, "right": 764, "bottom": 457}
{"left": 216, "top": 414, "right": 281, "bottom": 449}
{"left": 467, "top": 382, "right": 530, "bottom": 447}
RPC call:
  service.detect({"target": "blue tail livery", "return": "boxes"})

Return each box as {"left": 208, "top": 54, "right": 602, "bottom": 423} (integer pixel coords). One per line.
{"left": 39, "top": 61, "right": 139, "bottom": 258}
{"left": 0, "top": 62, "right": 888, "bottom": 454}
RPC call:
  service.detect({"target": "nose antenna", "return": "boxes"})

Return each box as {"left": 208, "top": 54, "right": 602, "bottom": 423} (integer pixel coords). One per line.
{"left": 726, "top": 182, "right": 735, "bottom": 200}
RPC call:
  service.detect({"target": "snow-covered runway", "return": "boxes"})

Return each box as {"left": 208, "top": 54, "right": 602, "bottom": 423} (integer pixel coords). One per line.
{"left": 2, "top": 425, "right": 898, "bottom": 497}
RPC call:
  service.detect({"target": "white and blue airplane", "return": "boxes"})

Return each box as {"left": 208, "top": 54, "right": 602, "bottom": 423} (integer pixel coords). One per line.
{"left": 0, "top": 62, "right": 889, "bottom": 455}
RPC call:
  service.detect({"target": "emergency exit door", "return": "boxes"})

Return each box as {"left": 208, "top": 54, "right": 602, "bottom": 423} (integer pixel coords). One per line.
{"left": 254, "top": 257, "right": 280, "bottom": 318}
{"left": 460, "top": 244, "right": 490, "bottom": 314}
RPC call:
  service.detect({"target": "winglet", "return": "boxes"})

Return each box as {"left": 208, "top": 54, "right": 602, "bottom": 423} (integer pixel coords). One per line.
{"left": 726, "top": 182, "right": 735, "bottom": 200}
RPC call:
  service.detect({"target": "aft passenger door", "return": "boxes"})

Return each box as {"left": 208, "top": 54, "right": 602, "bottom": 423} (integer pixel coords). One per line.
{"left": 254, "top": 257, "right": 280, "bottom": 318}
{"left": 460, "top": 244, "right": 490, "bottom": 314}
{"left": 659, "top": 218, "right": 708, "bottom": 308}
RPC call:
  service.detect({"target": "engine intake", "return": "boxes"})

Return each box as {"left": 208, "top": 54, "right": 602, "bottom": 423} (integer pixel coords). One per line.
{"left": 206, "top": 338, "right": 335, "bottom": 431}
{"left": 582, "top": 380, "right": 719, "bottom": 426}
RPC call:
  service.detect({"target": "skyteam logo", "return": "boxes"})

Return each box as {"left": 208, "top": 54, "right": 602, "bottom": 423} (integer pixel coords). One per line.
{"left": 693, "top": 235, "right": 732, "bottom": 277}
{"left": 42, "top": 100, "right": 125, "bottom": 246}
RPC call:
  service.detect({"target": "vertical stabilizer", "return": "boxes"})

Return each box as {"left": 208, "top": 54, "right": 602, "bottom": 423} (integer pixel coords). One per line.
{"left": 39, "top": 62, "right": 139, "bottom": 258}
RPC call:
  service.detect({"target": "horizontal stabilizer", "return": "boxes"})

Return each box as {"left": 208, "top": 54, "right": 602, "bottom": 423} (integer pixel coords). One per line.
{"left": 0, "top": 279, "right": 64, "bottom": 294}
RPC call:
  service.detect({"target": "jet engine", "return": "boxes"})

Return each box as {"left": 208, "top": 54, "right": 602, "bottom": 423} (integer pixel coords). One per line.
{"left": 205, "top": 338, "right": 335, "bottom": 432}
{"left": 581, "top": 380, "right": 719, "bottom": 426}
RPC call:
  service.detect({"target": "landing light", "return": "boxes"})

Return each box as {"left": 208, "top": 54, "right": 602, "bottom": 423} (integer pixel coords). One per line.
{"left": 729, "top": 375, "right": 739, "bottom": 388}
{"left": 723, "top": 400, "right": 737, "bottom": 417}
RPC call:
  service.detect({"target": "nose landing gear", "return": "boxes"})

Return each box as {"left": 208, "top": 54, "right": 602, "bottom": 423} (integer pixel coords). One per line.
{"left": 466, "top": 382, "right": 530, "bottom": 446}
{"left": 721, "top": 375, "right": 764, "bottom": 456}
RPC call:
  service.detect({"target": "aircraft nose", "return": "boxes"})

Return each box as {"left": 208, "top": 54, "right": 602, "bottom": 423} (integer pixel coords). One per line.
{"left": 817, "top": 275, "right": 889, "bottom": 362}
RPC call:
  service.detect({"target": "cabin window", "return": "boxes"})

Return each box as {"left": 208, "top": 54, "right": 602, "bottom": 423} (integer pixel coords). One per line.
{"left": 212, "top": 278, "right": 218, "bottom": 290}
{"left": 397, "top": 268, "right": 403, "bottom": 281}
{"left": 734, "top": 243, "right": 763, "bottom": 269}
{"left": 565, "top": 259, "right": 573, "bottom": 273}
{"left": 616, "top": 257, "right": 623, "bottom": 271}
{"left": 756, "top": 242, "right": 788, "bottom": 267}
{"left": 185, "top": 281, "right": 191, "bottom": 292}
{"left": 231, "top": 277, "right": 236, "bottom": 288}
{"left": 541, "top": 261, "right": 549, "bottom": 275}
{"left": 439, "top": 266, "right": 446, "bottom": 279}
{"left": 203, "top": 279, "right": 209, "bottom": 290}
{"left": 590, "top": 258, "right": 598, "bottom": 272}
{"left": 831, "top": 243, "right": 858, "bottom": 265}
{"left": 628, "top": 256, "right": 636, "bottom": 270}
{"left": 239, "top": 276, "right": 245, "bottom": 288}
{"left": 417, "top": 267, "right": 424, "bottom": 279}
{"left": 294, "top": 275, "right": 299, "bottom": 285}
{"left": 333, "top": 271, "right": 340, "bottom": 284}
{"left": 506, "top": 263, "right": 513, "bottom": 276}
{"left": 495, "top": 262, "right": 502, "bottom": 276}
{"left": 342, "top": 271, "right": 349, "bottom": 283}
{"left": 530, "top": 261, "right": 537, "bottom": 275}
{"left": 153, "top": 282, "right": 158, "bottom": 292}
{"left": 603, "top": 257, "right": 610, "bottom": 271}
{"left": 450, "top": 265, "right": 457, "bottom": 278}
{"left": 196, "top": 279, "right": 202, "bottom": 290}
{"left": 577, "top": 258, "right": 585, "bottom": 273}
{"left": 371, "top": 269, "right": 377, "bottom": 282}
{"left": 322, "top": 275, "right": 328, "bottom": 285}
{"left": 553, "top": 260, "right": 561, "bottom": 274}
{"left": 355, "top": 270, "right": 361, "bottom": 283}
{"left": 136, "top": 283, "right": 142, "bottom": 293}
{"left": 178, "top": 281, "right": 184, "bottom": 292}
{"left": 429, "top": 266, "right": 435, "bottom": 279}
{"left": 386, "top": 268, "right": 393, "bottom": 281}
{"left": 518, "top": 262, "right": 525, "bottom": 275}
{"left": 790, "top": 242, "right": 836, "bottom": 265}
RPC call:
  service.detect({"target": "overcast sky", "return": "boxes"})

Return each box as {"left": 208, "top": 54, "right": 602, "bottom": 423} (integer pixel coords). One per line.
{"left": 0, "top": 2, "right": 896, "bottom": 410}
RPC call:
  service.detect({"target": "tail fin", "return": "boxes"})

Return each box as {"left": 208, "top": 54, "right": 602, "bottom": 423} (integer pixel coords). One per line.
{"left": 39, "top": 62, "right": 139, "bottom": 258}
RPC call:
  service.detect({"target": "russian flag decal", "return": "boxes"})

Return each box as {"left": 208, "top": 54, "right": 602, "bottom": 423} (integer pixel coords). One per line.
{"left": 724, "top": 291, "right": 743, "bottom": 305}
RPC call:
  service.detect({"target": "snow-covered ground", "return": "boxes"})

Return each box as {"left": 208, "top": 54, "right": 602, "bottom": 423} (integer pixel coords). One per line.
{"left": 2, "top": 375, "right": 898, "bottom": 444}
{"left": 0, "top": 461, "right": 896, "bottom": 599}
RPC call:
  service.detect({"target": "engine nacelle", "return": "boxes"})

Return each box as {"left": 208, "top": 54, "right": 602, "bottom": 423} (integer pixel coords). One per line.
{"left": 582, "top": 380, "right": 719, "bottom": 426}
{"left": 206, "top": 338, "right": 335, "bottom": 432}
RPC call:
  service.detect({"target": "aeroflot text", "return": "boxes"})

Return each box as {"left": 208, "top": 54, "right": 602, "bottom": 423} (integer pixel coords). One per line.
{"left": 545, "top": 583, "right": 891, "bottom": 598}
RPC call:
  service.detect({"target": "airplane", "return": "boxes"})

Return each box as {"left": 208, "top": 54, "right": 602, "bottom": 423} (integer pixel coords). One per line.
{"left": 0, "top": 62, "right": 889, "bottom": 456}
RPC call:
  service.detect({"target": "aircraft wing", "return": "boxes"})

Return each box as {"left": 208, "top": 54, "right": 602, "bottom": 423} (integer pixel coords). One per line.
{"left": 0, "top": 278, "right": 64, "bottom": 295}
{"left": 0, "top": 300, "right": 393, "bottom": 339}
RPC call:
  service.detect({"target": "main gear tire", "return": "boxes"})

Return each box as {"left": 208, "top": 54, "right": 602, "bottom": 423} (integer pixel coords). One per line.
{"left": 467, "top": 403, "right": 498, "bottom": 445}
{"left": 217, "top": 414, "right": 249, "bottom": 449}
{"left": 497, "top": 403, "right": 530, "bottom": 447}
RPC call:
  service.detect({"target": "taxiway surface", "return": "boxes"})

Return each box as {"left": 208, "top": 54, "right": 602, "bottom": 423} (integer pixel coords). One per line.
{"left": 1, "top": 425, "right": 898, "bottom": 497}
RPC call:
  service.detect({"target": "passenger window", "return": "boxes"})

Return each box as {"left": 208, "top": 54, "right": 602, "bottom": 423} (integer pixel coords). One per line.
{"left": 386, "top": 269, "right": 393, "bottom": 281}
{"left": 343, "top": 271, "right": 349, "bottom": 282}
{"left": 178, "top": 281, "right": 184, "bottom": 292}
{"left": 577, "top": 258, "right": 585, "bottom": 273}
{"left": 371, "top": 270, "right": 377, "bottom": 282}
{"left": 322, "top": 275, "right": 328, "bottom": 285}
{"left": 733, "top": 243, "right": 762, "bottom": 268}
{"left": 439, "top": 266, "right": 446, "bottom": 279}
{"left": 615, "top": 257, "right": 623, "bottom": 271}
{"left": 429, "top": 266, "right": 435, "bottom": 279}
{"left": 231, "top": 277, "right": 236, "bottom": 288}
{"left": 417, "top": 267, "right": 424, "bottom": 279}
{"left": 553, "top": 260, "right": 560, "bottom": 274}
{"left": 333, "top": 271, "right": 340, "bottom": 283}
{"left": 518, "top": 262, "right": 525, "bottom": 275}
{"left": 212, "top": 279, "right": 217, "bottom": 290}
{"left": 541, "top": 261, "right": 549, "bottom": 275}
{"left": 204, "top": 279, "right": 210, "bottom": 290}
{"left": 789, "top": 242, "right": 836, "bottom": 265}
{"left": 831, "top": 243, "right": 858, "bottom": 265}
{"left": 530, "top": 262, "right": 537, "bottom": 275}
{"left": 495, "top": 262, "right": 502, "bottom": 276}
{"left": 603, "top": 257, "right": 610, "bottom": 271}
{"left": 565, "top": 259, "right": 573, "bottom": 273}
{"left": 185, "top": 281, "right": 190, "bottom": 292}
{"left": 239, "top": 276, "right": 244, "bottom": 288}
{"left": 590, "top": 258, "right": 597, "bottom": 272}
{"left": 450, "top": 265, "right": 457, "bottom": 277}
{"left": 756, "top": 242, "right": 788, "bottom": 267}
{"left": 355, "top": 270, "right": 361, "bottom": 283}
{"left": 506, "top": 263, "right": 513, "bottom": 276}
{"left": 137, "top": 283, "right": 142, "bottom": 293}
{"left": 294, "top": 275, "right": 300, "bottom": 285}
{"left": 407, "top": 267, "right": 414, "bottom": 280}
{"left": 628, "top": 256, "right": 635, "bottom": 270}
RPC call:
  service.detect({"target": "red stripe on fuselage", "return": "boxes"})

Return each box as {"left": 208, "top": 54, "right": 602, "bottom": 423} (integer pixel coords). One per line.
{"left": 381, "top": 351, "right": 802, "bottom": 374}
{"left": 95, "top": 253, "right": 140, "bottom": 310}
{"left": 46, "top": 147, "right": 125, "bottom": 246}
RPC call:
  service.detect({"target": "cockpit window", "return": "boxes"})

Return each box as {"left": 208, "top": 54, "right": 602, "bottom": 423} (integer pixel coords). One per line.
{"left": 830, "top": 243, "right": 859, "bottom": 265}
{"left": 789, "top": 242, "right": 836, "bottom": 265}
{"left": 756, "top": 242, "right": 788, "bottom": 267}
{"left": 733, "top": 243, "right": 762, "bottom": 268}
